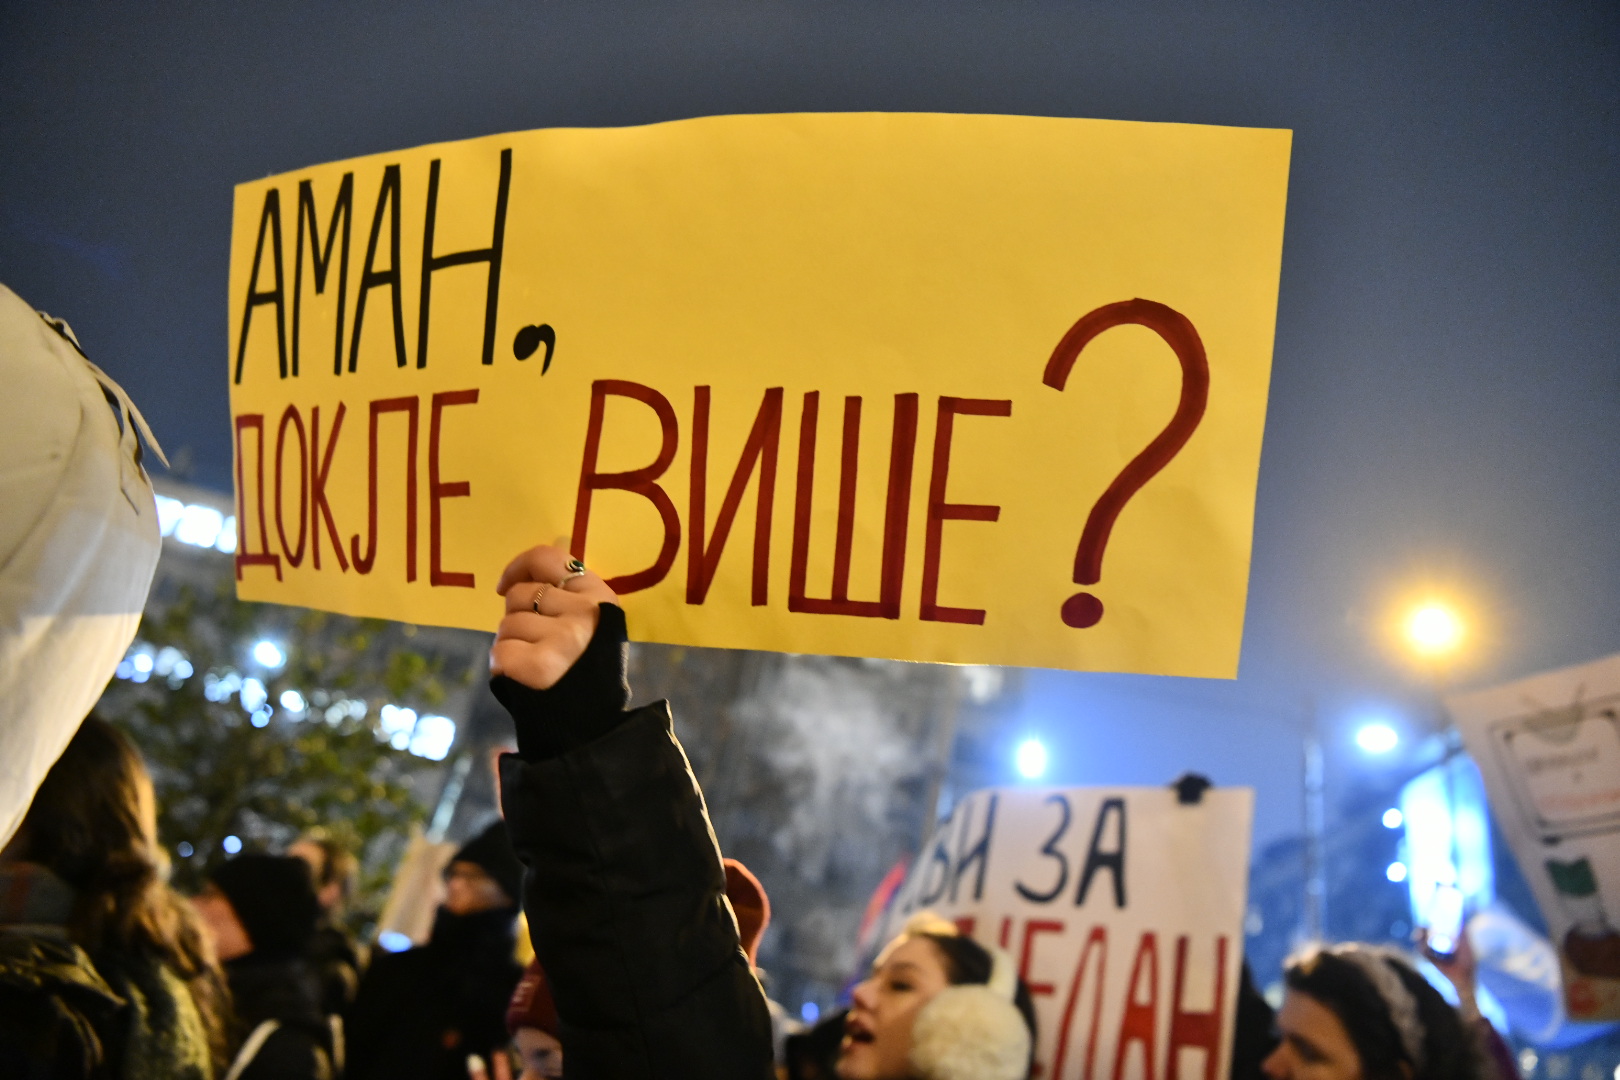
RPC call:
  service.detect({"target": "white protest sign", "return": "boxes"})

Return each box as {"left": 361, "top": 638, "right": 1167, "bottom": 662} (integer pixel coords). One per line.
{"left": 1448, "top": 653, "right": 1620, "bottom": 1022}
{"left": 871, "top": 786, "right": 1253, "bottom": 1080}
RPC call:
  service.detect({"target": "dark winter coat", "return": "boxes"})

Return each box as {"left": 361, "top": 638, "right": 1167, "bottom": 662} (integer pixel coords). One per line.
{"left": 343, "top": 906, "right": 522, "bottom": 1080}
{"left": 0, "top": 864, "right": 214, "bottom": 1080}
{"left": 222, "top": 954, "right": 331, "bottom": 1080}
{"left": 305, "top": 922, "right": 361, "bottom": 1017}
{"left": 491, "top": 603, "right": 775, "bottom": 1079}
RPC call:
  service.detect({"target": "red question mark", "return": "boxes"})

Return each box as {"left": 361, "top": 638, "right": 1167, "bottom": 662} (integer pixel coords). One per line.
{"left": 1043, "top": 298, "right": 1209, "bottom": 629}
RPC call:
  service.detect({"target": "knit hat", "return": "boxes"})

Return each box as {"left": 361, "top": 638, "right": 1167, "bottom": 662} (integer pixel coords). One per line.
{"left": 724, "top": 858, "right": 770, "bottom": 966}
{"left": 506, "top": 958, "right": 560, "bottom": 1036}
{"left": 210, "top": 854, "right": 321, "bottom": 959}
{"left": 0, "top": 283, "right": 163, "bottom": 851}
{"left": 449, "top": 822, "right": 524, "bottom": 906}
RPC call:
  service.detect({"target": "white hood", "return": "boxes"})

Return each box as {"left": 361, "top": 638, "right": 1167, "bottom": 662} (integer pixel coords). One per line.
{"left": 0, "top": 281, "right": 164, "bottom": 848}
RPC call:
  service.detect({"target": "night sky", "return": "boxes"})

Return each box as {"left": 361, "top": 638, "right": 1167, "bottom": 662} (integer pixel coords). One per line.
{"left": 2, "top": 2, "right": 1616, "bottom": 846}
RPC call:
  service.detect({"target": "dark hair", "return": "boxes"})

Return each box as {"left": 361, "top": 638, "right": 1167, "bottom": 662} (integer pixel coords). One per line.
{"left": 18, "top": 716, "right": 231, "bottom": 1072}
{"left": 1285, "top": 948, "right": 1483, "bottom": 1080}
{"left": 293, "top": 828, "right": 359, "bottom": 908}
{"left": 917, "top": 932, "right": 1039, "bottom": 1066}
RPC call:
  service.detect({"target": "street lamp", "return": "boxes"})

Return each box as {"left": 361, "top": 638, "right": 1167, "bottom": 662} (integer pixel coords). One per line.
{"left": 1015, "top": 738, "right": 1049, "bottom": 780}
{"left": 1402, "top": 601, "right": 1464, "bottom": 661}
{"left": 1355, "top": 722, "right": 1400, "bottom": 755}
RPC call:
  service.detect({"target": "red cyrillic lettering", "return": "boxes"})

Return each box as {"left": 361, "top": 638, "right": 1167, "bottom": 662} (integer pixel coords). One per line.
{"left": 571, "top": 380, "right": 681, "bottom": 594}
{"left": 1166, "top": 936, "right": 1228, "bottom": 1080}
{"left": 274, "top": 405, "right": 308, "bottom": 567}
{"left": 350, "top": 396, "right": 418, "bottom": 579}
{"left": 1020, "top": 918, "right": 1066, "bottom": 1080}
{"left": 788, "top": 392, "right": 918, "bottom": 618}
{"left": 233, "top": 414, "right": 282, "bottom": 580}
{"left": 310, "top": 403, "right": 349, "bottom": 572}
{"left": 1111, "top": 933, "right": 1160, "bottom": 1080}
{"left": 920, "top": 396, "right": 1011, "bottom": 624}
{"left": 429, "top": 389, "right": 479, "bottom": 588}
{"left": 688, "top": 386, "right": 783, "bottom": 606}
{"left": 1020, "top": 919, "right": 1066, "bottom": 999}
{"left": 1050, "top": 927, "right": 1109, "bottom": 1080}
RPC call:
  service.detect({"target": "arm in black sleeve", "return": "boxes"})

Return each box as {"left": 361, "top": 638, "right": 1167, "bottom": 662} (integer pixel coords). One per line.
{"left": 492, "top": 605, "right": 774, "bottom": 1080}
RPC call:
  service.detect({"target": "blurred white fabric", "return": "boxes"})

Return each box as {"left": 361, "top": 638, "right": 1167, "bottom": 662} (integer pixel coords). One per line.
{"left": 0, "top": 281, "right": 164, "bottom": 849}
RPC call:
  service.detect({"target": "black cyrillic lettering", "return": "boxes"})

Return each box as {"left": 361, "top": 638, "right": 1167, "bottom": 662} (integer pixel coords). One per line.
{"left": 1016, "top": 794, "right": 1072, "bottom": 904}
{"left": 1077, "top": 797, "right": 1127, "bottom": 908}
{"left": 417, "top": 148, "right": 512, "bottom": 369}
{"left": 950, "top": 792, "right": 998, "bottom": 903}
{"left": 348, "top": 165, "right": 406, "bottom": 372}
{"left": 233, "top": 189, "right": 288, "bottom": 384}
{"left": 294, "top": 174, "right": 354, "bottom": 377}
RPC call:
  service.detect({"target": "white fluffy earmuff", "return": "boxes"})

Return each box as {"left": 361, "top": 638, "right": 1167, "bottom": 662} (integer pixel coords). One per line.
{"left": 908, "top": 980, "right": 1030, "bottom": 1080}
{"left": 904, "top": 922, "right": 1030, "bottom": 1080}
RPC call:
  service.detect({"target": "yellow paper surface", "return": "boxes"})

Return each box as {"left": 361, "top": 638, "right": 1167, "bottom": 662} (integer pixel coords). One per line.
{"left": 227, "top": 112, "right": 1290, "bottom": 676}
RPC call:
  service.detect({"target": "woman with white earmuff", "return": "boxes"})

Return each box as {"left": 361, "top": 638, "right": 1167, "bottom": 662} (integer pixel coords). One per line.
{"left": 839, "top": 912, "right": 1037, "bottom": 1080}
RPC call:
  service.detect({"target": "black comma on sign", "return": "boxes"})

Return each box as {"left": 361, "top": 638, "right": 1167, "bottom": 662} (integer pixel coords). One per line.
{"left": 513, "top": 324, "right": 556, "bottom": 372}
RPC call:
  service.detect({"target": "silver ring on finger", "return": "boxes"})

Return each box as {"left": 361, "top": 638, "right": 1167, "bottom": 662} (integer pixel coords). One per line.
{"left": 558, "top": 557, "right": 587, "bottom": 588}
{"left": 530, "top": 583, "right": 551, "bottom": 614}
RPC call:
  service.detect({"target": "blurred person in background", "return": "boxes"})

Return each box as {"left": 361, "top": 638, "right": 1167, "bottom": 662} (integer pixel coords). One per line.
{"left": 785, "top": 1010, "right": 849, "bottom": 1080}
{"left": 193, "top": 854, "right": 332, "bottom": 1080}
{"left": 1230, "top": 962, "right": 1279, "bottom": 1080}
{"left": 346, "top": 822, "right": 525, "bottom": 1080}
{"left": 1263, "top": 943, "right": 1493, "bottom": 1080}
{"left": 288, "top": 829, "right": 363, "bottom": 1016}
{"left": 0, "top": 716, "right": 230, "bottom": 1078}
{"left": 491, "top": 959, "right": 564, "bottom": 1080}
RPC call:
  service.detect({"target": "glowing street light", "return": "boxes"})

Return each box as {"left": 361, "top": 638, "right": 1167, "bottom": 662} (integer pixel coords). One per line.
{"left": 1355, "top": 722, "right": 1399, "bottom": 755}
{"left": 1015, "top": 738, "right": 1049, "bottom": 780}
{"left": 1403, "top": 601, "right": 1464, "bottom": 660}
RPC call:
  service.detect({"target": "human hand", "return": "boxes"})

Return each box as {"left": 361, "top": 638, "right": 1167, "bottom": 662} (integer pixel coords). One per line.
{"left": 1417, "top": 921, "right": 1479, "bottom": 1016}
{"left": 492, "top": 545, "right": 619, "bottom": 690}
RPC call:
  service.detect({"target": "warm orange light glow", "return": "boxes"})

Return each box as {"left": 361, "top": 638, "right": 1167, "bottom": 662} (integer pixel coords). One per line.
{"left": 1404, "top": 601, "right": 1464, "bottom": 658}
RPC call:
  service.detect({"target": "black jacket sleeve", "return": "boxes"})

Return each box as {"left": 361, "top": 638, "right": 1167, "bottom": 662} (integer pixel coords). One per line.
{"left": 492, "top": 605, "right": 774, "bottom": 1080}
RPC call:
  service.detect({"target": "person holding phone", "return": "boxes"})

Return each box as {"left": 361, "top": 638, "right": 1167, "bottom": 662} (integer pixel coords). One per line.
{"left": 1418, "top": 915, "right": 1519, "bottom": 1080}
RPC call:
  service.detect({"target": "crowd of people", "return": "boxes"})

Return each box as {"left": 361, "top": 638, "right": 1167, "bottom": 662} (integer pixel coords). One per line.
{"left": 0, "top": 285, "right": 1523, "bottom": 1080}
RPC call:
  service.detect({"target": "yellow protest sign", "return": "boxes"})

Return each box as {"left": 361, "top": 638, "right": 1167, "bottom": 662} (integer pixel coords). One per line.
{"left": 227, "top": 112, "right": 1289, "bottom": 677}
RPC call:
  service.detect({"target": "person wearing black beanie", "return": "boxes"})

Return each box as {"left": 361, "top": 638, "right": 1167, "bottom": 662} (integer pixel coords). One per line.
{"left": 447, "top": 821, "right": 526, "bottom": 909}
{"left": 346, "top": 821, "right": 525, "bottom": 1080}
{"left": 209, "top": 853, "right": 322, "bottom": 959}
{"left": 193, "top": 854, "right": 333, "bottom": 1080}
